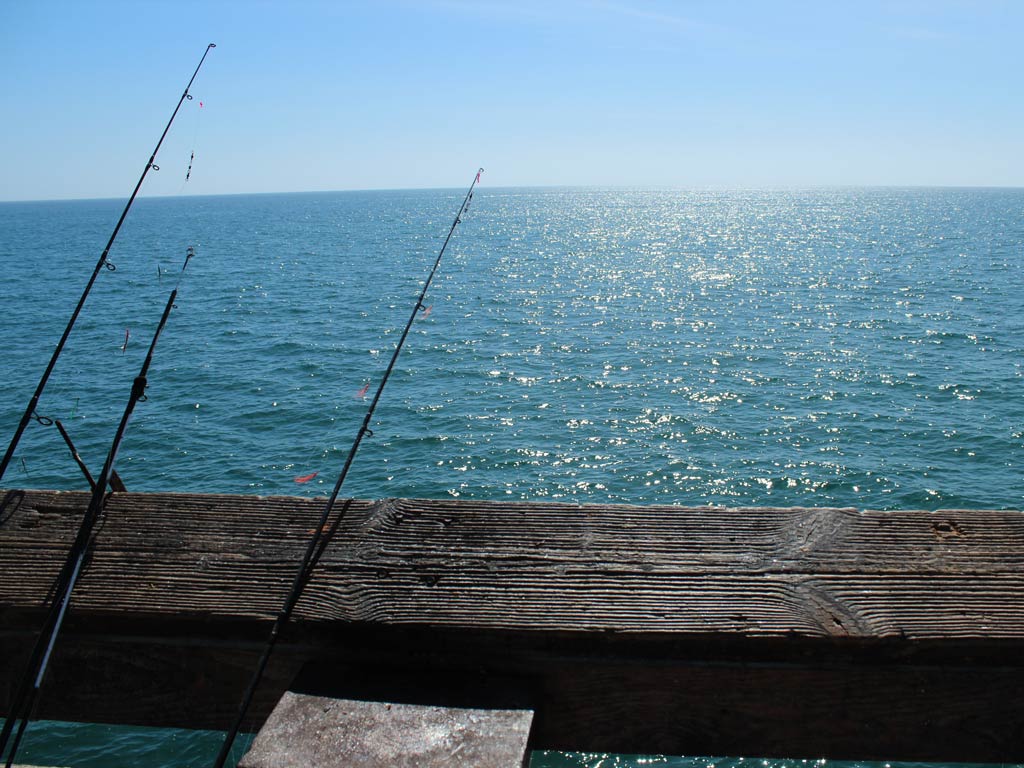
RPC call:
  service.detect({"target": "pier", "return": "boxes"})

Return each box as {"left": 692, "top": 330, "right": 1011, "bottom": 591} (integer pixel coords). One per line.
{"left": 2, "top": 488, "right": 1023, "bottom": 763}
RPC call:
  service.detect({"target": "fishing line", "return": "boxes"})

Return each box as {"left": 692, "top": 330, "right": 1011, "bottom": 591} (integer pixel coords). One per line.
{"left": 0, "top": 250, "right": 195, "bottom": 767}
{"left": 178, "top": 98, "right": 206, "bottom": 193}
{"left": 0, "top": 43, "right": 216, "bottom": 484}
{"left": 212, "top": 168, "right": 484, "bottom": 768}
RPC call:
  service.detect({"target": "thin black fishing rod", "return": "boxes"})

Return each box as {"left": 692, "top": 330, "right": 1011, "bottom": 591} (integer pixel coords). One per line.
{"left": 0, "top": 255, "right": 192, "bottom": 766}
{"left": 54, "top": 419, "right": 97, "bottom": 491}
{"left": 0, "top": 43, "right": 215, "bottom": 484}
{"left": 212, "top": 168, "right": 484, "bottom": 768}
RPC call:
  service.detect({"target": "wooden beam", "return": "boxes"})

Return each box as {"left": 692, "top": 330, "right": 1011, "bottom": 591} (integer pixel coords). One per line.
{"left": 1, "top": 489, "right": 1023, "bottom": 762}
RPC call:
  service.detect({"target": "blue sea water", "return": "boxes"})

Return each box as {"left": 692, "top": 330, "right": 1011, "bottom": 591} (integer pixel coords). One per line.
{"left": 1, "top": 186, "right": 1022, "bottom": 766}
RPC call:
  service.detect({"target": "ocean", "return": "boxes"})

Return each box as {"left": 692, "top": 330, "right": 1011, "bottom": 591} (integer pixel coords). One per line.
{"left": 1, "top": 186, "right": 1021, "bottom": 766}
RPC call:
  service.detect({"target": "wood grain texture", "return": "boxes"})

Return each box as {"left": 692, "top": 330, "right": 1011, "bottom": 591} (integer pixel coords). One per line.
{"left": 1, "top": 489, "right": 1023, "bottom": 761}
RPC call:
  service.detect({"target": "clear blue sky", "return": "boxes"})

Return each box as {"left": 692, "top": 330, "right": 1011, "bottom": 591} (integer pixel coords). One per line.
{"left": 1, "top": 0, "right": 1021, "bottom": 200}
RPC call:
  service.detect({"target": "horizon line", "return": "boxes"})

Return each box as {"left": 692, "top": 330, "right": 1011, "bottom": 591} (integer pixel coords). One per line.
{"left": 2, "top": 182, "right": 1023, "bottom": 205}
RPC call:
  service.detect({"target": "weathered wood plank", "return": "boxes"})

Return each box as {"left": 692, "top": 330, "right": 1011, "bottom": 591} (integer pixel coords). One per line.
{"left": 1, "top": 489, "right": 1023, "bottom": 761}
{"left": 3, "top": 490, "right": 1023, "bottom": 637}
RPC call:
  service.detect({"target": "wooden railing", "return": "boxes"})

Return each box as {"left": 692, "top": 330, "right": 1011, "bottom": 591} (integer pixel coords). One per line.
{"left": 2, "top": 489, "right": 1022, "bottom": 761}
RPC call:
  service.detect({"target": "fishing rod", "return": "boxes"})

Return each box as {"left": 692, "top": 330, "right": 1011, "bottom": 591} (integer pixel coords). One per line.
{"left": 0, "top": 43, "right": 216, "bottom": 484}
{"left": 212, "top": 167, "right": 485, "bottom": 768}
{"left": 35, "top": 253, "right": 197, "bottom": 493}
{"left": 0, "top": 251, "right": 194, "bottom": 767}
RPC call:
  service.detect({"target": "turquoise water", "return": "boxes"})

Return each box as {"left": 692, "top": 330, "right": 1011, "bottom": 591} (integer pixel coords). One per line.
{"left": 6, "top": 722, "right": 1006, "bottom": 768}
{"left": 1, "top": 187, "right": 1022, "bottom": 765}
